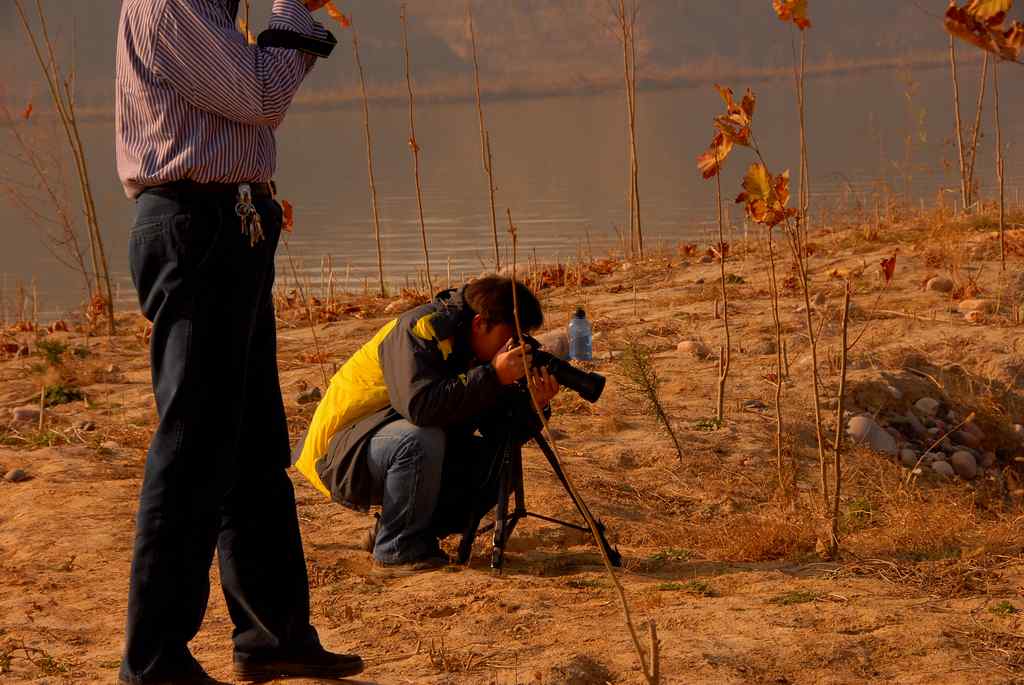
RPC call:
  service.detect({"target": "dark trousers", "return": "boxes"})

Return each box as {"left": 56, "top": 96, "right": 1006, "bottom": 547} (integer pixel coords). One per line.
{"left": 120, "top": 188, "right": 317, "bottom": 683}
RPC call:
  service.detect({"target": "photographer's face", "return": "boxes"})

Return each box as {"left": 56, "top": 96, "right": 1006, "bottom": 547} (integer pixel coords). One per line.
{"left": 470, "top": 315, "right": 515, "bottom": 363}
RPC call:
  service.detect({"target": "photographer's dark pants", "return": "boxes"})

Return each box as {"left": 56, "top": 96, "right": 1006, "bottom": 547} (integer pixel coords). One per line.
{"left": 120, "top": 188, "right": 317, "bottom": 683}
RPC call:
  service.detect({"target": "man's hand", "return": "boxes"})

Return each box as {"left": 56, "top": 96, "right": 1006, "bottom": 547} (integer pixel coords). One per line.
{"left": 492, "top": 344, "right": 532, "bottom": 385}
{"left": 528, "top": 367, "right": 560, "bottom": 408}
{"left": 304, "top": 0, "right": 331, "bottom": 11}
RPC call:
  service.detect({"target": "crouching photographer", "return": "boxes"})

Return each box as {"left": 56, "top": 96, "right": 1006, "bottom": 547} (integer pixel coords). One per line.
{"left": 292, "top": 276, "right": 559, "bottom": 575}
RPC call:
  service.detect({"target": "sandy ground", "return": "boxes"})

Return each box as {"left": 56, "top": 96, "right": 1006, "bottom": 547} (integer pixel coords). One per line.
{"left": 3, "top": 212, "right": 1024, "bottom": 684}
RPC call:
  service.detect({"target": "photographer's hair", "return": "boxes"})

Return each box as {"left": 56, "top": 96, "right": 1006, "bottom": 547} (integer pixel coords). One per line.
{"left": 464, "top": 275, "right": 544, "bottom": 333}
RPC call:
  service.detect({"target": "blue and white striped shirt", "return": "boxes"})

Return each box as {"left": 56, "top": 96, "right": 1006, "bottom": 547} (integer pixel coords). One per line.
{"left": 115, "top": 0, "right": 328, "bottom": 198}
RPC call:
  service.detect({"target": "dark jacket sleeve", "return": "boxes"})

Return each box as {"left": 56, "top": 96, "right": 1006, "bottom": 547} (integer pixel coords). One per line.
{"left": 380, "top": 318, "right": 504, "bottom": 428}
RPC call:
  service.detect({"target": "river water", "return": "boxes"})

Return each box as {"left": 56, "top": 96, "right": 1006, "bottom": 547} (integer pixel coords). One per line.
{"left": 2, "top": 64, "right": 1022, "bottom": 319}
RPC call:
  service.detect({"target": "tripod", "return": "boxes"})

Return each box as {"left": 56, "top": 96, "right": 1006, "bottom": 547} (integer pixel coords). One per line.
{"left": 456, "top": 421, "right": 622, "bottom": 571}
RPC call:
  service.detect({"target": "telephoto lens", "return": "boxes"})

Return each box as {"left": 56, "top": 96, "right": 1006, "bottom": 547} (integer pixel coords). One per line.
{"left": 522, "top": 335, "right": 605, "bottom": 403}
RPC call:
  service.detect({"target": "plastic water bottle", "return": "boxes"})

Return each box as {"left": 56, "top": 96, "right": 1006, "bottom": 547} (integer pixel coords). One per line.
{"left": 568, "top": 307, "right": 592, "bottom": 361}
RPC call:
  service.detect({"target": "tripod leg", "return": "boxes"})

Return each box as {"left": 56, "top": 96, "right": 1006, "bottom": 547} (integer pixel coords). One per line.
{"left": 532, "top": 433, "right": 622, "bottom": 567}
{"left": 490, "top": 443, "right": 513, "bottom": 571}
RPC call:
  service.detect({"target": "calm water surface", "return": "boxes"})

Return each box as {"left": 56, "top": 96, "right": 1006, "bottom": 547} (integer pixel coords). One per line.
{"left": 3, "top": 66, "right": 1022, "bottom": 318}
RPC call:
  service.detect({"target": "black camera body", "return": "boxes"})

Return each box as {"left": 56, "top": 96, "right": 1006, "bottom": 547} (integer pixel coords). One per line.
{"left": 520, "top": 334, "right": 605, "bottom": 403}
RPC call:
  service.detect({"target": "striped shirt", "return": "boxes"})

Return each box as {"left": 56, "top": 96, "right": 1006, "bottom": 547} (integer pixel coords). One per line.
{"left": 115, "top": 0, "right": 328, "bottom": 199}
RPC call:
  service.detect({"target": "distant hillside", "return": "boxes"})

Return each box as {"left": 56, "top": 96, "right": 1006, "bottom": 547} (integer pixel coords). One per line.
{"left": 2, "top": 1, "right": 1017, "bottom": 110}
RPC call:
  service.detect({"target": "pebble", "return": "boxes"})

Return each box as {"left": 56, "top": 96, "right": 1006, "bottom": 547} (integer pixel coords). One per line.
{"left": 847, "top": 414, "right": 897, "bottom": 456}
{"left": 981, "top": 451, "right": 997, "bottom": 468}
{"left": 957, "top": 298, "right": 996, "bottom": 314}
{"left": 926, "top": 276, "right": 954, "bottom": 293}
{"left": 699, "top": 255, "right": 714, "bottom": 264}
{"left": 11, "top": 406, "right": 41, "bottom": 423}
{"left": 676, "top": 340, "right": 710, "bottom": 359}
{"left": 902, "top": 412, "right": 929, "bottom": 439}
{"left": 900, "top": 449, "right": 919, "bottom": 469}
{"left": 812, "top": 292, "right": 827, "bottom": 307}
{"left": 915, "top": 397, "right": 940, "bottom": 417}
{"left": 953, "top": 430, "right": 981, "bottom": 449}
{"left": 932, "top": 461, "right": 955, "bottom": 477}
{"left": 951, "top": 451, "right": 978, "bottom": 480}
{"left": 4, "top": 468, "right": 29, "bottom": 483}
{"left": 297, "top": 387, "right": 323, "bottom": 405}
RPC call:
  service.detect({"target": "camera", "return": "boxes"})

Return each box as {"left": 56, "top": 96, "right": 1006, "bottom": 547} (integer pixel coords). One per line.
{"left": 520, "top": 334, "right": 605, "bottom": 403}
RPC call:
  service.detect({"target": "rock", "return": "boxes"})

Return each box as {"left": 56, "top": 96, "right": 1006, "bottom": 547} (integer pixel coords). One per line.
{"left": 965, "top": 310, "right": 985, "bottom": 324}
{"left": 699, "top": 255, "right": 714, "bottom": 264}
{"left": 847, "top": 414, "right": 898, "bottom": 456}
{"left": 953, "top": 430, "right": 981, "bottom": 449}
{"left": 4, "top": 468, "right": 29, "bottom": 483}
{"left": 915, "top": 397, "right": 940, "bottom": 417}
{"left": 922, "top": 451, "right": 942, "bottom": 464}
{"left": 106, "top": 363, "right": 121, "bottom": 374}
{"left": 951, "top": 451, "right": 978, "bottom": 479}
{"left": 926, "top": 276, "right": 954, "bottom": 294}
{"left": 677, "top": 340, "right": 710, "bottom": 359}
{"left": 11, "top": 406, "right": 40, "bottom": 423}
{"left": 981, "top": 451, "right": 997, "bottom": 468}
{"left": 535, "top": 330, "right": 570, "bottom": 360}
{"left": 932, "top": 461, "right": 955, "bottom": 477}
{"left": 900, "top": 449, "right": 919, "bottom": 469}
{"left": 903, "top": 411, "right": 929, "bottom": 439}
{"left": 812, "top": 291, "right": 827, "bottom": 307}
{"left": 297, "top": 387, "right": 323, "bottom": 405}
{"left": 100, "top": 441, "right": 120, "bottom": 451}
{"left": 958, "top": 298, "right": 996, "bottom": 314}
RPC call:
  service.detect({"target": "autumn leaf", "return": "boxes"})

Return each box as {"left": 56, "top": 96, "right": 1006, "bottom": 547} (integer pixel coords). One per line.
{"left": 735, "top": 163, "right": 796, "bottom": 228}
{"left": 946, "top": 1, "right": 1024, "bottom": 61}
{"left": 21, "top": 103, "right": 32, "bottom": 120}
{"left": 966, "top": 0, "right": 1012, "bottom": 23}
{"left": 281, "top": 199, "right": 295, "bottom": 233}
{"left": 697, "top": 131, "right": 734, "bottom": 179}
{"left": 880, "top": 255, "right": 897, "bottom": 285}
{"left": 324, "top": 1, "right": 352, "bottom": 28}
{"left": 773, "top": 0, "right": 811, "bottom": 30}
{"left": 697, "top": 85, "right": 755, "bottom": 178}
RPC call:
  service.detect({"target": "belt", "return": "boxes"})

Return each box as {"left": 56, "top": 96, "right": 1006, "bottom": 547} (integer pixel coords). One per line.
{"left": 144, "top": 180, "right": 276, "bottom": 200}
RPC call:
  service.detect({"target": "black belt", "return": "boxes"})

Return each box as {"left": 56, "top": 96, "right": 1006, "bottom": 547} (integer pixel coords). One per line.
{"left": 144, "top": 180, "right": 276, "bottom": 200}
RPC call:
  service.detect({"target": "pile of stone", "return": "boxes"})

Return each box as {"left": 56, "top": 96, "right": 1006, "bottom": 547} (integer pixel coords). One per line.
{"left": 846, "top": 396, "right": 997, "bottom": 481}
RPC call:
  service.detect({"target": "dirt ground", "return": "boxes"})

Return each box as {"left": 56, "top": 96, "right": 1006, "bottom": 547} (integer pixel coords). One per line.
{"left": 3, "top": 210, "right": 1024, "bottom": 684}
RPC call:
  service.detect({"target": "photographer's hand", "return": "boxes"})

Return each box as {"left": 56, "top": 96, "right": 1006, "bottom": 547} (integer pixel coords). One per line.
{"left": 492, "top": 344, "right": 532, "bottom": 385}
{"left": 530, "top": 367, "right": 561, "bottom": 407}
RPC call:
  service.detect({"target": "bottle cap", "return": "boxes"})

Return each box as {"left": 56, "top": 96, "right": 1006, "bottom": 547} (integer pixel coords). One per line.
{"left": 574, "top": 307, "right": 586, "bottom": 318}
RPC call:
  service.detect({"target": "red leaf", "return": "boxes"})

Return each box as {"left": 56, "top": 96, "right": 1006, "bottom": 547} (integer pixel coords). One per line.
{"left": 324, "top": 1, "right": 352, "bottom": 28}
{"left": 880, "top": 255, "right": 897, "bottom": 285}
{"left": 281, "top": 199, "right": 295, "bottom": 233}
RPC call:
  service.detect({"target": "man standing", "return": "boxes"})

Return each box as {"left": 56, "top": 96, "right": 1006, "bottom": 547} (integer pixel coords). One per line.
{"left": 115, "top": 1, "right": 361, "bottom": 683}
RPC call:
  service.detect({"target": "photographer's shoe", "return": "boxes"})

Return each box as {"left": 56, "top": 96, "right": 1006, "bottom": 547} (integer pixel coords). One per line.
{"left": 233, "top": 647, "right": 364, "bottom": 682}
{"left": 371, "top": 550, "right": 450, "bottom": 577}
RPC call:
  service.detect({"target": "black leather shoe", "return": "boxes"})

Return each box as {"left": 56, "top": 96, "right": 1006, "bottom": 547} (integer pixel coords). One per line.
{"left": 233, "top": 648, "right": 364, "bottom": 682}
{"left": 117, "top": 668, "right": 230, "bottom": 684}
